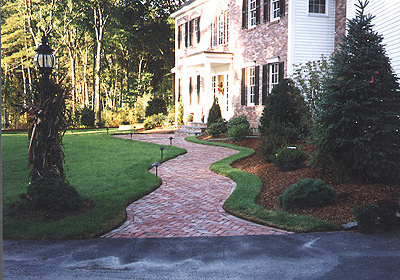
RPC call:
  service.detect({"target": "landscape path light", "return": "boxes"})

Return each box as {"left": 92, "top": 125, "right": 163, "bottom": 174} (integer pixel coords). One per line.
{"left": 152, "top": 162, "right": 161, "bottom": 177}
{"left": 169, "top": 136, "right": 174, "bottom": 146}
{"left": 158, "top": 146, "right": 165, "bottom": 159}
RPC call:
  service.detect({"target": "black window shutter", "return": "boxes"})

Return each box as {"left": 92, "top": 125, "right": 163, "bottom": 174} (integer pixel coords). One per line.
{"left": 279, "top": 0, "right": 285, "bottom": 17}
{"left": 279, "top": 61, "right": 285, "bottom": 82}
{"left": 241, "top": 68, "right": 246, "bottom": 105}
{"left": 263, "top": 0, "right": 269, "bottom": 22}
{"left": 178, "top": 25, "right": 181, "bottom": 49}
{"left": 197, "top": 17, "right": 201, "bottom": 43}
{"left": 189, "top": 20, "right": 193, "bottom": 46}
{"left": 262, "top": 64, "right": 269, "bottom": 105}
{"left": 197, "top": 75, "right": 201, "bottom": 105}
{"left": 242, "top": 0, "right": 247, "bottom": 29}
{"left": 256, "top": 0, "right": 260, "bottom": 25}
{"left": 189, "top": 77, "right": 193, "bottom": 105}
{"left": 254, "top": 66, "right": 260, "bottom": 105}
{"left": 185, "top": 22, "right": 188, "bottom": 48}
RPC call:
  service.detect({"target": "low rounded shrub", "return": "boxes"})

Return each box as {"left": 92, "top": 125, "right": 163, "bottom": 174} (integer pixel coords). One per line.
{"left": 227, "top": 115, "right": 249, "bottom": 130}
{"left": 143, "top": 113, "right": 167, "bottom": 130}
{"left": 206, "top": 118, "right": 227, "bottom": 137}
{"left": 278, "top": 178, "right": 337, "bottom": 212}
{"left": 23, "top": 177, "right": 84, "bottom": 212}
{"left": 228, "top": 123, "right": 250, "bottom": 142}
{"left": 377, "top": 199, "right": 400, "bottom": 231}
{"left": 352, "top": 203, "right": 380, "bottom": 233}
{"left": 273, "top": 147, "right": 308, "bottom": 171}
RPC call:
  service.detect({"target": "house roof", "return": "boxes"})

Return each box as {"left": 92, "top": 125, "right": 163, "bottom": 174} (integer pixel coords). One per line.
{"left": 171, "top": 0, "right": 206, "bottom": 18}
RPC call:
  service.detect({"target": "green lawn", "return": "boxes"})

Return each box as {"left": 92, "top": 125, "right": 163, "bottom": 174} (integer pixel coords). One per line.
{"left": 2, "top": 130, "right": 186, "bottom": 239}
{"left": 186, "top": 136, "right": 340, "bottom": 233}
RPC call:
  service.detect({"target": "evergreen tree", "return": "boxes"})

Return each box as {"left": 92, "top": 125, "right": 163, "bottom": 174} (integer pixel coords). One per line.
{"left": 314, "top": 0, "right": 400, "bottom": 183}
{"left": 207, "top": 96, "right": 222, "bottom": 127}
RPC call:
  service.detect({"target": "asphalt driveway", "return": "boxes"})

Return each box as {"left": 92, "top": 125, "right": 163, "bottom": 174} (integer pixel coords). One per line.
{"left": 4, "top": 231, "right": 400, "bottom": 279}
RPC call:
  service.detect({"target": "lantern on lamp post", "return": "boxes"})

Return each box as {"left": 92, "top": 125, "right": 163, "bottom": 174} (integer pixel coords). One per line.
{"left": 34, "top": 35, "right": 56, "bottom": 76}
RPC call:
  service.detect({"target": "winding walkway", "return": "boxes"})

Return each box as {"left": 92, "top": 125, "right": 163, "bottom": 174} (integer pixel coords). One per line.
{"left": 102, "top": 134, "right": 290, "bottom": 238}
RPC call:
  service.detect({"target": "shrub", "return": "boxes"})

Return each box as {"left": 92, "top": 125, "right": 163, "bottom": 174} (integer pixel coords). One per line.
{"left": 278, "top": 178, "right": 337, "bottom": 212}
{"left": 177, "top": 97, "right": 184, "bottom": 125}
{"left": 143, "top": 113, "right": 167, "bottom": 130}
{"left": 377, "top": 199, "right": 400, "bottom": 231}
{"left": 259, "top": 79, "right": 310, "bottom": 141}
{"left": 228, "top": 123, "right": 250, "bottom": 142}
{"left": 207, "top": 96, "right": 222, "bottom": 127}
{"left": 145, "top": 97, "right": 168, "bottom": 117}
{"left": 352, "top": 203, "right": 380, "bottom": 233}
{"left": 80, "top": 107, "right": 95, "bottom": 127}
{"left": 21, "top": 177, "right": 84, "bottom": 212}
{"left": 227, "top": 115, "right": 249, "bottom": 130}
{"left": 206, "top": 118, "right": 227, "bottom": 137}
{"left": 273, "top": 147, "right": 308, "bottom": 171}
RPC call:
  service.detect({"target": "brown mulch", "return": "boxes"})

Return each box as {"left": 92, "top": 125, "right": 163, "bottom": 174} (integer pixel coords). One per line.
{"left": 199, "top": 135, "right": 400, "bottom": 225}
{"left": 10, "top": 199, "right": 95, "bottom": 222}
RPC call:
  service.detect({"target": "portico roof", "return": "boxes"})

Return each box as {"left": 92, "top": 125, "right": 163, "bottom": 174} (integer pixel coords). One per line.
{"left": 181, "top": 51, "right": 233, "bottom": 68}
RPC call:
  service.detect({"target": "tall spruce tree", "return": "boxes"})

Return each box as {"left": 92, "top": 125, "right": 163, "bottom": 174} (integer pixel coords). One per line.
{"left": 314, "top": 0, "right": 400, "bottom": 183}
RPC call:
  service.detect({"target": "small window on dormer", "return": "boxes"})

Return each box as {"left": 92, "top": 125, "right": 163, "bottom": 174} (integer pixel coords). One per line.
{"left": 309, "top": 0, "right": 326, "bottom": 14}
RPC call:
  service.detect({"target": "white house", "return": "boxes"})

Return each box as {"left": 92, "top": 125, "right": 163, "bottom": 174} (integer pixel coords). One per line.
{"left": 171, "top": 0, "right": 399, "bottom": 127}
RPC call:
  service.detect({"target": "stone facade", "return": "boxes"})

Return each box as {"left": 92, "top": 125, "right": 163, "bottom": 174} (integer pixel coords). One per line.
{"left": 334, "top": 0, "right": 347, "bottom": 52}
{"left": 172, "top": 0, "right": 346, "bottom": 129}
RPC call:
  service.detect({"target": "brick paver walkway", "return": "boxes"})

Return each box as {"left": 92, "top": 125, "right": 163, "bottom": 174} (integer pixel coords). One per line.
{"left": 102, "top": 134, "right": 291, "bottom": 238}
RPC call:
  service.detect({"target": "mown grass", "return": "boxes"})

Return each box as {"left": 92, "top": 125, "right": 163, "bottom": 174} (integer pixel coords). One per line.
{"left": 3, "top": 129, "right": 186, "bottom": 240}
{"left": 186, "top": 136, "right": 340, "bottom": 233}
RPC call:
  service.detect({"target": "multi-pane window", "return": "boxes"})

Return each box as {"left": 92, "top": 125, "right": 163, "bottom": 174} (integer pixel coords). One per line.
{"left": 193, "top": 17, "right": 200, "bottom": 44}
{"left": 309, "top": 0, "right": 326, "bottom": 14}
{"left": 178, "top": 25, "right": 182, "bottom": 49}
{"left": 269, "top": 63, "right": 279, "bottom": 92}
{"left": 248, "top": 67, "right": 256, "bottom": 105}
{"left": 212, "top": 76, "right": 217, "bottom": 95}
{"left": 212, "top": 10, "right": 229, "bottom": 46}
{"left": 249, "top": 0, "right": 257, "bottom": 27}
{"left": 271, "top": 0, "right": 280, "bottom": 20}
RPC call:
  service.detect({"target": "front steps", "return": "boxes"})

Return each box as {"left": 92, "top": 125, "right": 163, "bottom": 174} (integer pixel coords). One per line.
{"left": 175, "top": 122, "right": 207, "bottom": 135}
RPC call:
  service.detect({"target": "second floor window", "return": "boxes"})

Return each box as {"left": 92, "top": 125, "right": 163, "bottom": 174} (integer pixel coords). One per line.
{"left": 212, "top": 9, "right": 229, "bottom": 46}
{"left": 309, "top": 0, "right": 326, "bottom": 14}
{"left": 271, "top": 0, "right": 281, "bottom": 21}
{"left": 249, "top": 0, "right": 258, "bottom": 27}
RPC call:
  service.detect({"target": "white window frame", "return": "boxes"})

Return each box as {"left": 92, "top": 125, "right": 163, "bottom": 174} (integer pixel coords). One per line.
{"left": 309, "top": 0, "right": 327, "bottom": 15}
{"left": 269, "top": 63, "right": 279, "bottom": 92}
{"left": 248, "top": 67, "right": 256, "bottom": 106}
{"left": 271, "top": 0, "right": 280, "bottom": 21}
{"left": 213, "top": 9, "right": 229, "bottom": 46}
{"left": 248, "top": 0, "right": 257, "bottom": 28}
{"left": 212, "top": 76, "right": 217, "bottom": 95}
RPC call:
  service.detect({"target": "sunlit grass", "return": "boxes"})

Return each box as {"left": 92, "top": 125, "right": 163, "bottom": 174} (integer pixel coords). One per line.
{"left": 3, "top": 130, "right": 186, "bottom": 239}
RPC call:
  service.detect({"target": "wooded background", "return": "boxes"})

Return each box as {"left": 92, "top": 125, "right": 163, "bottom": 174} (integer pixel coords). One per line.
{"left": 1, "top": 0, "right": 186, "bottom": 128}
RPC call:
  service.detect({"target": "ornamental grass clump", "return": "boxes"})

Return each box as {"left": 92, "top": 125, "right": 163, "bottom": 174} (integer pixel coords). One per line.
{"left": 278, "top": 178, "right": 337, "bottom": 212}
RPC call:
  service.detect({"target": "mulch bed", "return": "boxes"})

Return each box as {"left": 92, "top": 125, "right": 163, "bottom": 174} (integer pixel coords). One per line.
{"left": 199, "top": 135, "right": 400, "bottom": 225}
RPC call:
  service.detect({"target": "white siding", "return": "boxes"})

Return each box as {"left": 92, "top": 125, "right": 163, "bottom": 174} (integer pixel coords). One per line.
{"left": 347, "top": 0, "right": 400, "bottom": 77}
{"left": 288, "top": 0, "right": 336, "bottom": 74}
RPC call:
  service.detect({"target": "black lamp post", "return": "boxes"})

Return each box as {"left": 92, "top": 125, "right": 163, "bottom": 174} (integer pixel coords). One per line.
{"left": 158, "top": 146, "right": 165, "bottom": 159}
{"left": 34, "top": 35, "right": 56, "bottom": 76}
{"left": 169, "top": 136, "right": 174, "bottom": 146}
{"left": 152, "top": 162, "right": 161, "bottom": 177}
{"left": 29, "top": 34, "right": 66, "bottom": 181}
